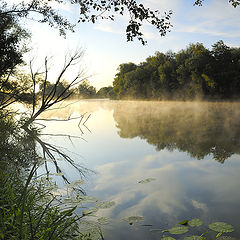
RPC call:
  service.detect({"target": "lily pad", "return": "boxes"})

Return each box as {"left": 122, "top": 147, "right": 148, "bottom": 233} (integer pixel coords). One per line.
{"left": 161, "top": 237, "right": 176, "bottom": 240}
{"left": 138, "top": 178, "right": 156, "bottom": 184}
{"left": 168, "top": 226, "right": 189, "bottom": 235}
{"left": 178, "top": 220, "right": 189, "bottom": 225}
{"left": 188, "top": 219, "right": 203, "bottom": 227}
{"left": 208, "top": 222, "right": 234, "bottom": 233}
{"left": 184, "top": 236, "right": 202, "bottom": 240}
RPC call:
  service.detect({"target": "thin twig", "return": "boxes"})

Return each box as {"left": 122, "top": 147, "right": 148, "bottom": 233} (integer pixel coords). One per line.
{"left": 83, "top": 114, "right": 91, "bottom": 125}
{"left": 40, "top": 133, "right": 87, "bottom": 142}
{"left": 36, "top": 116, "right": 82, "bottom": 121}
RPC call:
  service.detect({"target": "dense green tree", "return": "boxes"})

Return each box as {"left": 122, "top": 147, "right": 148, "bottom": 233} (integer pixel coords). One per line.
{"left": 113, "top": 63, "right": 137, "bottom": 98}
{"left": 0, "top": 14, "right": 30, "bottom": 108}
{"left": 210, "top": 40, "right": 240, "bottom": 98}
{"left": 77, "top": 80, "right": 96, "bottom": 98}
{"left": 113, "top": 41, "right": 240, "bottom": 100}
{"left": 39, "top": 79, "right": 71, "bottom": 98}
{"left": 97, "top": 86, "right": 115, "bottom": 99}
{"left": 0, "top": 14, "right": 29, "bottom": 77}
{"left": 0, "top": 14, "right": 30, "bottom": 107}
{"left": 157, "top": 52, "right": 178, "bottom": 99}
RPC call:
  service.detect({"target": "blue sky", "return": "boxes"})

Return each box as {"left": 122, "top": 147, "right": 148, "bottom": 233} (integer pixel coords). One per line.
{"left": 20, "top": 0, "right": 240, "bottom": 89}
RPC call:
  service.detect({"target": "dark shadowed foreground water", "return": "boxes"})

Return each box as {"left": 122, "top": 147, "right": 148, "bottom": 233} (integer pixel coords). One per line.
{"left": 39, "top": 100, "right": 240, "bottom": 240}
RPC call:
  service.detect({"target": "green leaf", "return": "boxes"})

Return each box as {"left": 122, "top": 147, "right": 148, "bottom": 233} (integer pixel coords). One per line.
{"left": 208, "top": 222, "right": 234, "bottom": 233}
{"left": 138, "top": 178, "right": 156, "bottom": 184}
{"left": 216, "top": 232, "right": 223, "bottom": 238}
{"left": 188, "top": 219, "right": 203, "bottom": 227}
{"left": 184, "top": 236, "right": 202, "bottom": 240}
{"left": 161, "top": 237, "right": 176, "bottom": 240}
{"left": 168, "top": 226, "right": 189, "bottom": 235}
{"left": 178, "top": 220, "right": 188, "bottom": 225}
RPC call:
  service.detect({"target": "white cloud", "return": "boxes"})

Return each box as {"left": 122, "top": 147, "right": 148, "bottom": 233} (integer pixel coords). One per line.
{"left": 94, "top": 21, "right": 124, "bottom": 34}
{"left": 175, "top": 21, "right": 240, "bottom": 38}
{"left": 92, "top": 152, "right": 188, "bottom": 220}
{"left": 175, "top": 0, "right": 240, "bottom": 38}
{"left": 143, "top": 0, "right": 181, "bottom": 12}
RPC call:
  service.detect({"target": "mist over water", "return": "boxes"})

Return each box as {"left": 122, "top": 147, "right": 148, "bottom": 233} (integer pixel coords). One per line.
{"left": 113, "top": 101, "right": 240, "bottom": 163}
{"left": 40, "top": 100, "right": 240, "bottom": 240}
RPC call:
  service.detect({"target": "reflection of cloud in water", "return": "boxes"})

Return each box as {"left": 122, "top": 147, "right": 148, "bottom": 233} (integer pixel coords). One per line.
{"left": 92, "top": 149, "right": 240, "bottom": 229}
{"left": 93, "top": 152, "right": 188, "bottom": 220}
{"left": 191, "top": 199, "right": 208, "bottom": 212}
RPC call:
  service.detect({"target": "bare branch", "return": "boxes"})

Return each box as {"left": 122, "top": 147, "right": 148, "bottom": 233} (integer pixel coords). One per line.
{"left": 22, "top": 49, "right": 86, "bottom": 127}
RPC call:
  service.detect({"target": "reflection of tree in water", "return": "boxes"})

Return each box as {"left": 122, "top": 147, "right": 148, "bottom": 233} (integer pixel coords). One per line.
{"left": 0, "top": 110, "right": 89, "bottom": 194}
{"left": 0, "top": 111, "right": 38, "bottom": 171}
{"left": 113, "top": 101, "right": 240, "bottom": 163}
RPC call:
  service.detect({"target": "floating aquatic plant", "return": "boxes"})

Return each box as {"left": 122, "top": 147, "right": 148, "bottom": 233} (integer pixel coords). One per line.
{"left": 168, "top": 226, "right": 189, "bottom": 234}
{"left": 208, "top": 222, "right": 234, "bottom": 233}
{"left": 188, "top": 219, "right": 203, "bottom": 227}
{"left": 138, "top": 178, "right": 156, "bottom": 184}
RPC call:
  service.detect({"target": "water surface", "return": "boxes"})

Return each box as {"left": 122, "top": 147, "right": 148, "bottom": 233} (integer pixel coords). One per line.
{"left": 39, "top": 100, "right": 240, "bottom": 239}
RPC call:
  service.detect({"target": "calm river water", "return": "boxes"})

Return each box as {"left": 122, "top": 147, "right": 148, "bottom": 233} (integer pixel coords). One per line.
{"left": 39, "top": 100, "right": 240, "bottom": 240}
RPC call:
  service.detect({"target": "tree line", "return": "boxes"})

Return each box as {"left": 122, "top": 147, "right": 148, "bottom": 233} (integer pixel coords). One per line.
{"left": 39, "top": 80, "right": 115, "bottom": 99}
{"left": 112, "top": 41, "right": 240, "bottom": 100}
